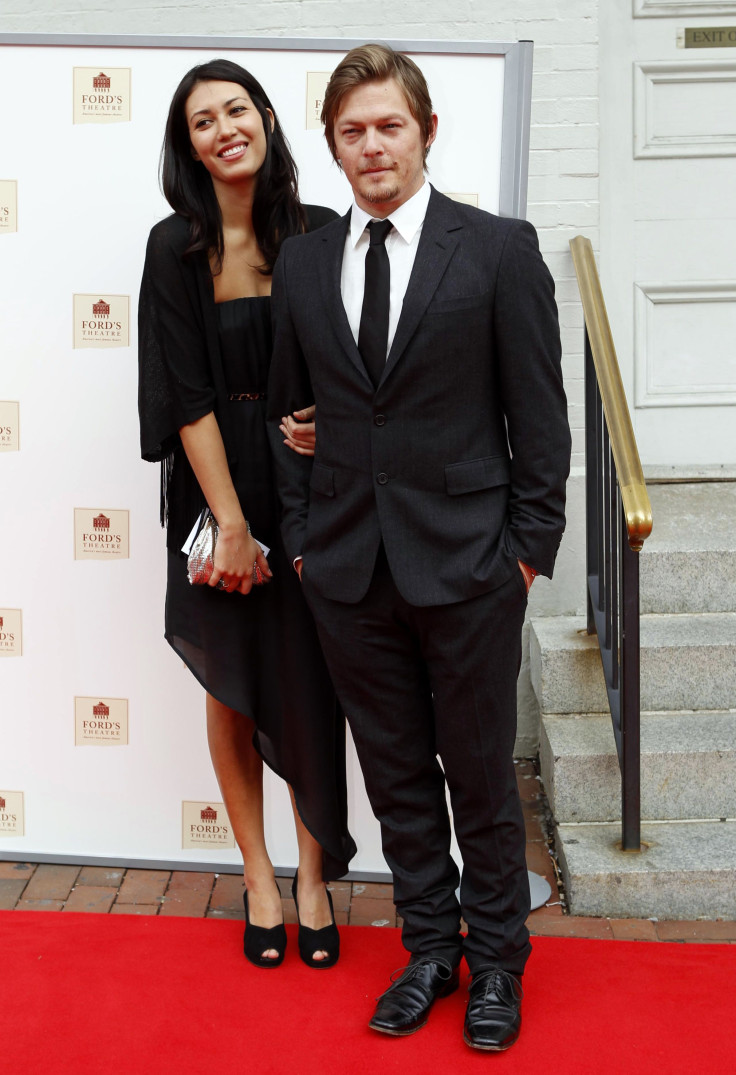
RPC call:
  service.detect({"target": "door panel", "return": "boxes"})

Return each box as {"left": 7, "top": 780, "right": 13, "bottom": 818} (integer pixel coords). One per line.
{"left": 600, "top": 0, "right": 736, "bottom": 466}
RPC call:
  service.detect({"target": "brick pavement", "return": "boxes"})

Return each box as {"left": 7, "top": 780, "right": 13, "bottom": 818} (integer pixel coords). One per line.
{"left": 1, "top": 762, "right": 733, "bottom": 942}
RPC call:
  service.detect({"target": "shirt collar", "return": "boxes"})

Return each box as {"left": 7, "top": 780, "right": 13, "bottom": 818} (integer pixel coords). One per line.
{"left": 348, "top": 181, "right": 431, "bottom": 247}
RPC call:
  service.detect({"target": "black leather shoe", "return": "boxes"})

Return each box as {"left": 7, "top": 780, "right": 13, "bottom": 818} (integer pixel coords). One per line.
{"left": 463, "top": 967, "right": 523, "bottom": 1051}
{"left": 369, "top": 958, "right": 460, "bottom": 1036}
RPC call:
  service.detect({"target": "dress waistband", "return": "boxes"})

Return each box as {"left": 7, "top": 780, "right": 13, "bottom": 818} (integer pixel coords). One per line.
{"left": 227, "top": 392, "right": 266, "bottom": 401}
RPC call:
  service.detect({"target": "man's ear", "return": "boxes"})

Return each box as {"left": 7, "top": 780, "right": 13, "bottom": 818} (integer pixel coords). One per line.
{"left": 425, "top": 113, "right": 439, "bottom": 152}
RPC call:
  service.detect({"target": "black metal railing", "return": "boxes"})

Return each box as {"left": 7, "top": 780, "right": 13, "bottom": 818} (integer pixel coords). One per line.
{"left": 570, "top": 237, "right": 653, "bottom": 852}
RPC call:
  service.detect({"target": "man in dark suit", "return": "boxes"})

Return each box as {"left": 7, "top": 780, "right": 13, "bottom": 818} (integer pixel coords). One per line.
{"left": 268, "top": 44, "right": 570, "bottom": 1051}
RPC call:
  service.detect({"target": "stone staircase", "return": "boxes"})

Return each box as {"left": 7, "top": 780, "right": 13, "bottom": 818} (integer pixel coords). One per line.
{"left": 531, "top": 481, "right": 736, "bottom": 918}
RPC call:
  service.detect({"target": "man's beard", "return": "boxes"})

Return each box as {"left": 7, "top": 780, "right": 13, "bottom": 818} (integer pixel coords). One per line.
{"left": 357, "top": 163, "right": 400, "bottom": 205}
{"left": 362, "top": 182, "right": 400, "bottom": 204}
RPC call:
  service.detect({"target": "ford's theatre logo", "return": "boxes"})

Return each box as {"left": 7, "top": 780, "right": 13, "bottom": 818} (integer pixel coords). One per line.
{"left": 74, "top": 696, "right": 128, "bottom": 745}
{"left": 0, "top": 179, "right": 18, "bottom": 234}
{"left": 0, "top": 609, "right": 22, "bottom": 656}
{"left": 73, "top": 67, "right": 131, "bottom": 124}
{"left": 0, "top": 401, "right": 20, "bottom": 451}
{"left": 0, "top": 790, "right": 24, "bottom": 836}
{"left": 182, "top": 801, "right": 235, "bottom": 849}
{"left": 73, "top": 295, "right": 129, "bottom": 348}
{"left": 74, "top": 508, "right": 129, "bottom": 560}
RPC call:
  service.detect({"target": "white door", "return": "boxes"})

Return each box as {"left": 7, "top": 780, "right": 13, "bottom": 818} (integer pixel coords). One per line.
{"left": 600, "top": 0, "right": 736, "bottom": 468}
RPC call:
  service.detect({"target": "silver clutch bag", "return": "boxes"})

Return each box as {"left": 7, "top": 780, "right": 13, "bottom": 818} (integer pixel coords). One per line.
{"left": 187, "top": 508, "right": 219, "bottom": 585}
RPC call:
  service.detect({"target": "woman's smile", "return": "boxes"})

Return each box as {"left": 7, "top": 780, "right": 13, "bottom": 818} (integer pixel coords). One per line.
{"left": 218, "top": 141, "right": 247, "bottom": 159}
{"left": 186, "top": 80, "right": 272, "bottom": 188}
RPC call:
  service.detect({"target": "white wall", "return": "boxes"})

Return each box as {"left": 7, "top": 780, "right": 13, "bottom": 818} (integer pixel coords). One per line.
{"left": 0, "top": 0, "right": 599, "bottom": 754}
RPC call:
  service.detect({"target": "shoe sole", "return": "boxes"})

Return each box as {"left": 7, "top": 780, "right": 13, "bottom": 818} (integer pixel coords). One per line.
{"left": 244, "top": 954, "right": 285, "bottom": 969}
{"left": 463, "top": 1029, "right": 518, "bottom": 1052}
{"left": 369, "top": 1018, "right": 428, "bottom": 1037}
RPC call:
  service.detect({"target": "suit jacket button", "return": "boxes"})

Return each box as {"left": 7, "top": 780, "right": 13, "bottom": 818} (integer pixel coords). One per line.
{"left": 374, "top": 414, "right": 386, "bottom": 426}
{"left": 377, "top": 472, "right": 389, "bottom": 485}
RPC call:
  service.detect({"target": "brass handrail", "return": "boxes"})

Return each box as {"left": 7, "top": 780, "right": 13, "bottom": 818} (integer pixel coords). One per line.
{"left": 569, "top": 236, "right": 653, "bottom": 551}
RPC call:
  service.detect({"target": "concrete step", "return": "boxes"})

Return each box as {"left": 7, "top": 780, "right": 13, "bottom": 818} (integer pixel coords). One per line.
{"left": 540, "top": 710, "right": 736, "bottom": 823}
{"left": 641, "top": 483, "right": 736, "bottom": 614}
{"left": 557, "top": 819, "right": 736, "bottom": 919}
{"left": 530, "top": 613, "right": 736, "bottom": 715}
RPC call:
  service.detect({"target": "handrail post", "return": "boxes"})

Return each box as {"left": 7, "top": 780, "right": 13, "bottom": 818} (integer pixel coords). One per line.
{"left": 620, "top": 511, "right": 642, "bottom": 851}
{"left": 584, "top": 329, "right": 597, "bottom": 636}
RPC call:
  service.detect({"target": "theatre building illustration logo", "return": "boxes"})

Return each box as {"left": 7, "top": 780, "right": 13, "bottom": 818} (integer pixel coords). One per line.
{"left": 74, "top": 696, "right": 129, "bottom": 745}
{"left": 73, "top": 294, "right": 130, "bottom": 348}
{"left": 73, "top": 67, "right": 131, "bottom": 123}
{"left": 74, "top": 508, "right": 130, "bottom": 560}
{"left": 182, "top": 802, "right": 235, "bottom": 849}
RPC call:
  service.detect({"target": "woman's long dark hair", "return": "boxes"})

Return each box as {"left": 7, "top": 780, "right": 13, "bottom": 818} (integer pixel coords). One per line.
{"left": 161, "top": 59, "right": 306, "bottom": 274}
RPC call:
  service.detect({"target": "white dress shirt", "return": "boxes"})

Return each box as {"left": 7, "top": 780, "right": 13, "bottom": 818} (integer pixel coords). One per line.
{"left": 294, "top": 182, "right": 431, "bottom": 571}
{"left": 340, "top": 180, "right": 431, "bottom": 357}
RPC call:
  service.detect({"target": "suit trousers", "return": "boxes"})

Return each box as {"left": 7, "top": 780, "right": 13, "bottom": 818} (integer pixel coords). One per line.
{"left": 302, "top": 545, "right": 532, "bottom": 975}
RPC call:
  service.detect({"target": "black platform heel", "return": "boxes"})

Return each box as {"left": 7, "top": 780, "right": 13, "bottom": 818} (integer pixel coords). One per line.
{"left": 243, "top": 890, "right": 287, "bottom": 968}
{"left": 291, "top": 871, "right": 340, "bottom": 969}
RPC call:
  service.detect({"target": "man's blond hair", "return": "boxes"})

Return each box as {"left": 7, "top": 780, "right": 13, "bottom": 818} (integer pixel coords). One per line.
{"left": 321, "top": 43, "right": 434, "bottom": 165}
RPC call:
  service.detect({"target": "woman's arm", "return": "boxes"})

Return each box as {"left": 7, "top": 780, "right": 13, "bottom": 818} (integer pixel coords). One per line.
{"left": 180, "top": 412, "right": 271, "bottom": 594}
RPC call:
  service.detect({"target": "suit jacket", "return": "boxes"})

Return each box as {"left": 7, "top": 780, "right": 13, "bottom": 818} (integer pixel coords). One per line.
{"left": 267, "top": 186, "right": 571, "bottom": 607}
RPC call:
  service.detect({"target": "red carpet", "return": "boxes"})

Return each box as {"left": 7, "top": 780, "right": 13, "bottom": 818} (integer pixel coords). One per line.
{"left": 2, "top": 911, "right": 734, "bottom": 1074}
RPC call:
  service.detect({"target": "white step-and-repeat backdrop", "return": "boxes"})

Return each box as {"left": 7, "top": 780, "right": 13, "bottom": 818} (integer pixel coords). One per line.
{"left": 0, "top": 35, "right": 531, "bottom": 875}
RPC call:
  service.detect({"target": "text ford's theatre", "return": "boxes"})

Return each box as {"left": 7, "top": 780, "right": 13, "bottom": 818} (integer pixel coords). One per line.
{"left": 0, "top": 791, "right": 24, "bottom": 836}
{"left": 181, "top": 802, "right": 235, "bottom": 849}
{"left": 75, "top": 698, "right": 129, "bottom": 745}
{"left": 73, "top": 295, "right": 130, "bottom": 348}
{"left": 73, "top": 67, "right": 131, "bottom": 123}
{"left": 0, "top": 609, "right": 22, "bottom": 656}
{"left": 74, "top": 509, "right": 130, "bottom": 560}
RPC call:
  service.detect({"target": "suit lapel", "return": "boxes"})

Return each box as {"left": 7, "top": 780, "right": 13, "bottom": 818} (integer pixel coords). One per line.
{"left": 381, "top": 189, "right": 462, "bottom": 384}
{"left": 317, "top": 211, "right": 372, "bottom": 384}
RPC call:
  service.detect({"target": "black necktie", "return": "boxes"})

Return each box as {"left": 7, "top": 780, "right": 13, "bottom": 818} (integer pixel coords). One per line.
{"left": 358, "top": 218, "right": 393, "bottom": 388}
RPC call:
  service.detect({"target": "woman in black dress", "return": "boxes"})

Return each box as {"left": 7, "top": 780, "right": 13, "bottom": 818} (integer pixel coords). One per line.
{"left": 138, "top": 60, "right": 355, "bottom": 967}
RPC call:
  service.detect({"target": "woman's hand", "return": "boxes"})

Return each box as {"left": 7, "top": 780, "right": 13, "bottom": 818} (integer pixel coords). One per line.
{"left": 178, "top": 413, "right": 271, "bottom": 596}
{"left": 209, "top": 521, "right": 272, "bottom": 595}
{"left": 280, "top": 404, "right": 316, "bottom": 456}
